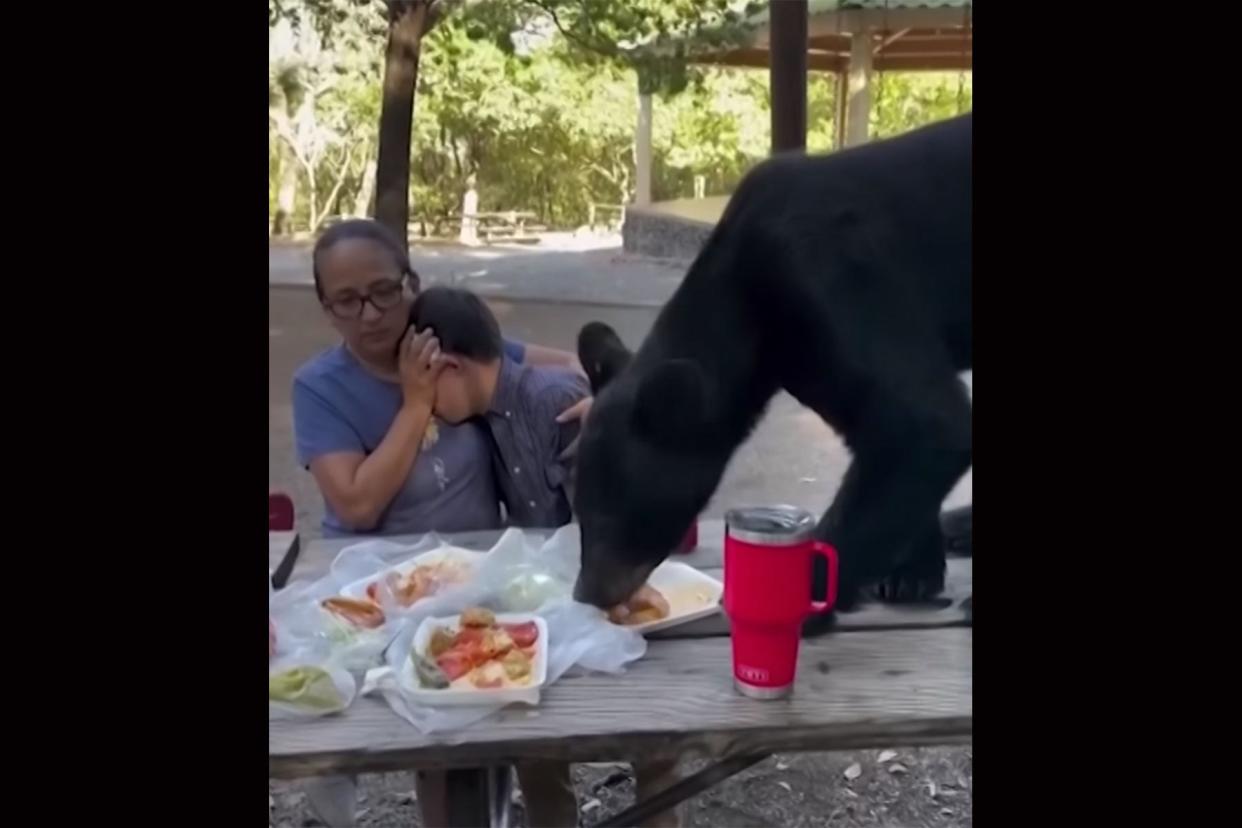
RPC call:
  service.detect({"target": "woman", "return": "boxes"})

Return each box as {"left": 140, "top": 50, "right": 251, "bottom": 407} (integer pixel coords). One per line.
{"left": 293, "top": 219, "right": 584, "bottom": 537}
{"left": 291, "top": 219, "right": 592, "bottom": 827}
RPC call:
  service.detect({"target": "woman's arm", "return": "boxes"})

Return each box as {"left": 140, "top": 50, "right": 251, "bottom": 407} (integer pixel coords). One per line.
{"left": 306, "top": 329, "right": 444, "bottom": 531}
{"left": 309, "top": 403, "right": 434, "bottom": 530}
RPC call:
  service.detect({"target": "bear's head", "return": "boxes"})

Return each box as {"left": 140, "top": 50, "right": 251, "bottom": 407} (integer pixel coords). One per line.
{"left": 571, "top": 322, "right": 718, "bottom": 610}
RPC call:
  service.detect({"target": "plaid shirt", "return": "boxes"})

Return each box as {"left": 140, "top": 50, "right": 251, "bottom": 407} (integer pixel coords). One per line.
{"left": 483, "top": 357, "right": 589, "bottom": 528}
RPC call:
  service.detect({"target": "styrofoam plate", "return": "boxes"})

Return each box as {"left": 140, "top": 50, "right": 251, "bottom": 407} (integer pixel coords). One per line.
{"left": 338, "top": 545, "right": 484, "bottom": 605}
{"left": 400, "top": 613, "right": 549, "bottom": 706}
{"left": 623, "top": 561, "right": 723, "bottom": 635}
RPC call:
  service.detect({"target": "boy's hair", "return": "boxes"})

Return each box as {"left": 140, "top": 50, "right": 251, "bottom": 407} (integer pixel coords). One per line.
{"left": 409, "top": 286, "right": 503, "bottom": 361}
{"left": 311, "top": 219, "right": 419, "bottom": 300}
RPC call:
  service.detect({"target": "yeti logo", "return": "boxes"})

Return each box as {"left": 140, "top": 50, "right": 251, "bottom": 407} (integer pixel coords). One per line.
{"left": 737, "top": 665, "right": 769, "bottom": 684}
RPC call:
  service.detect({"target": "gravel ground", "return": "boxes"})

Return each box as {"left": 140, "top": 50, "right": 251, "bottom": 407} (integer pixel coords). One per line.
{"left": 269, "top": 748, "right": 972, "bottom": 827}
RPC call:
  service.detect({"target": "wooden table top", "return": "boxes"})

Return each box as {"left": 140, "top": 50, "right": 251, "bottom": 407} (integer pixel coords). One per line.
{"left": 269, "top": 521, "right": 972, "bottom": 778}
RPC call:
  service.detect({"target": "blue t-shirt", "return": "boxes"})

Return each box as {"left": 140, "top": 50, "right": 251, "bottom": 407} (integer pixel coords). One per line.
{"left": 292, "top": 339, "right": 526, "bottom": 537}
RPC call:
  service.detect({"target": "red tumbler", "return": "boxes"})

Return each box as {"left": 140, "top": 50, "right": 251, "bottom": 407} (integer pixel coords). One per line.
{"left": 723, "top": 505, "right": 838, "bottom": 699}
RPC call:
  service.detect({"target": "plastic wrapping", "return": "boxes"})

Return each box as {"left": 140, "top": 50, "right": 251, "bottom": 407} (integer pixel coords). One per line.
{"left": 270, "top": 527, "right": 647, "bottom": 729}
{"left": 359, "top": 527, "right": 646, "bottom": 732}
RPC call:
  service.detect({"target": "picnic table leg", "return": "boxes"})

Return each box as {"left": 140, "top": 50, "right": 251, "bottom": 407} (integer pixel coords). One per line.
{"left": 514, "top": 760, "right": 578, "bottom": 826}
{"left": 415, "top": 767, "right": 512, "bottom": 828}
{"left": 597, "top": 754, "right": 770, "bottom": 828}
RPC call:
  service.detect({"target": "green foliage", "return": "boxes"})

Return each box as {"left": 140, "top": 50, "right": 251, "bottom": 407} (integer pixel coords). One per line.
{"left": 269, "top": 0, "right": 973, "bottom": 234}
{"left": 524, "top": 0, "right": 764, "bottom": 95}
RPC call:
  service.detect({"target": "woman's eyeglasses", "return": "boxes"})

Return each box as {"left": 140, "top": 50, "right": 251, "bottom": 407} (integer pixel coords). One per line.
{"left": 323, "top": 272, "right": 409, "bottom": 320}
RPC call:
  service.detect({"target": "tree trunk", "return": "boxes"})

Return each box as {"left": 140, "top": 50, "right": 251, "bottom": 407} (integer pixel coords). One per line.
{"left": 375, "top": 0, "right": 430, "bottom": 253}
{"left": 273, "top": 149, "right": 298, "bottom": 236}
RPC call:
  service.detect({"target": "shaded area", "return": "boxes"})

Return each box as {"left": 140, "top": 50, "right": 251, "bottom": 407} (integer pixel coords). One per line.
{"left": 269, "top": 748, "right": 972, "bottom": 826}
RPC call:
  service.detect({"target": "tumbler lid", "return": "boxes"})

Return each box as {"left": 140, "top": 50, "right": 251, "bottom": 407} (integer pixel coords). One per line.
{"left": 725, "top": 505, "right": 816, "bottom": 546}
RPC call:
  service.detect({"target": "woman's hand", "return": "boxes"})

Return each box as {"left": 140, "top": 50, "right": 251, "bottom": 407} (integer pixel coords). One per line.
{"left": 398, "top": 327, "right": 445, "bottom": 410}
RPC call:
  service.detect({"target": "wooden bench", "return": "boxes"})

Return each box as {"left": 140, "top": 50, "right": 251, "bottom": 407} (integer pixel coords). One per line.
{"left": 588, "top": 202, "right": 626, "bottom": 234}
{"left": 270, "top": 522, "right": 971, "bottom": 824}
{"left": 455, "top": 211, "right": 546, "bottom": 244}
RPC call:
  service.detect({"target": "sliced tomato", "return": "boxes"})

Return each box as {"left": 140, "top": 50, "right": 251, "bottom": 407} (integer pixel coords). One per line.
{"left": 456, "top": 639, "right": 492, "bottom": 667}
{"left": 501, "top": 622, "right": 539, "bottom": 648}
{"left": 435, "top": 648, "right": 473, "bottom": 681}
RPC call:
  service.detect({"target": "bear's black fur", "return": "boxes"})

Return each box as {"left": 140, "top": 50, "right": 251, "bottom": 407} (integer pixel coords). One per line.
{"left": 572, "top": 114, "right": 972, "bottom": 633}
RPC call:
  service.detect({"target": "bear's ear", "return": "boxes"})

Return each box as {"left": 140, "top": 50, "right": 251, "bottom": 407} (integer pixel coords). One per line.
{"left": 578, "top": 322, "right": 632, "bottom": 394}
{"left": 632, "top": 359, "right": 707, "bottom": 443}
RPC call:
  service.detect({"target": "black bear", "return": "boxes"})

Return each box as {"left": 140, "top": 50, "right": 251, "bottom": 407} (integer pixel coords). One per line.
{"left": 572, "top": 114, "right": 972, "bottom": 631}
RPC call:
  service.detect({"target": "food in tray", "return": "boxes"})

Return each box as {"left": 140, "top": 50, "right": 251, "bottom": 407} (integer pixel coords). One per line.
{"left": 321, "top": 596, "right": 386, "bottom": 629}
{"left": 268, "top": 665, "right": 344, "bottom": 711}
{"left": 607, "top": 584, "right": 671, "bottom": 626}
{"left": 364, "top": 558, "right": 473, "bottom": 607}
{"left": 414, "top": 607, "right": 540, "bottom": 691}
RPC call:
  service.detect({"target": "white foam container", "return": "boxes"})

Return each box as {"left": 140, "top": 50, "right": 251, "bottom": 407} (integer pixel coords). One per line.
{"left": 399, "top": 612, "right": 549, "bottom": 707}
{"left": 626, "top": 561, "right": 724, "bottom": 635}
{"left": 338, "top": 545, "right": 485, "bottom": 604}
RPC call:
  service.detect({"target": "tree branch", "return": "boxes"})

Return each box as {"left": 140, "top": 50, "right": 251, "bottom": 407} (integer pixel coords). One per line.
{"left": 313, "top": 140, "right": 362, "bottom": 231}
{"left": 270, "top": 111, "right": 314, "bottom": 175}
{"left": 525, "top": 0, "right": 619, "bottom": 58}
{"left": 588, "top": 161, "right": 618, "bottom": 185}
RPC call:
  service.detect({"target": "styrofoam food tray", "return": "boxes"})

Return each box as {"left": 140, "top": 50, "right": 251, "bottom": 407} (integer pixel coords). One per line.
{"left": 400, "top": 612, "right": 549, "bottom": 706}
{"left": 338, "top": 545, "right": 485, "bottom": 605}
{"left": 625, "top": 561, "right": 723, "bottom": 635}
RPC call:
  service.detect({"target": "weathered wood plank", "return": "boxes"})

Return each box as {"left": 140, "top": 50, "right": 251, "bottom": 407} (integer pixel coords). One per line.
{"left": 270, "top": 628, "right": 971, "bottom": 778}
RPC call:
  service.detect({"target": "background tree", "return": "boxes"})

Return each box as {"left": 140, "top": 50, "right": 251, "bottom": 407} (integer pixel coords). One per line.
{"left": 268, "top": 0, "right": 973, "bottom": 237}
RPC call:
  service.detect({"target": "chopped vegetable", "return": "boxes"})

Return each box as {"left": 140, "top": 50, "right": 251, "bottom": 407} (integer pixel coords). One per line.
{"left": 479, "top": 628, "right": 515, "bottom": 660}
{"left": 460, "top": 607, "right": 495, "bottom": 628}
{"left": 414, "top": 653, "right": 450, "bottom": 689}
{"left": 268, "top": 666, "right": 343, "bottom": 710}
{"left": 471, "top": 661, "right": 506, "bottom": 689}
{"left": 417, "top": 615, "right": 540, "bottom": 690}
{"left": 500, "top": 621, "right": 539, "bottom": 648}
{"left": 501, "top": 648, "right": 532, "bottom": 681}
{"left": 435, "top": 648, "right": 474, "bottom": 681}
{"left": 428, "top": 626, "right": 456, "bottom": 657}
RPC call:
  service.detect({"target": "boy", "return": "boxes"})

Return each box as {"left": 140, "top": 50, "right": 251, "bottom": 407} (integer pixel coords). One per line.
{"left": 409, "top": 286, "right": 589, "bottom": 528}
{"left": 408, "top": 287, "right": 683, "bottom": 827}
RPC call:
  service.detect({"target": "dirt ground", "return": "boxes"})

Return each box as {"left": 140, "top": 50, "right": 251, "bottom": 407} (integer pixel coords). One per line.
{"left": 268, "top": 275, "right": 972, "bottom": 828}
{"left": 270, "top": 748, "right": 972, "bottom": 827}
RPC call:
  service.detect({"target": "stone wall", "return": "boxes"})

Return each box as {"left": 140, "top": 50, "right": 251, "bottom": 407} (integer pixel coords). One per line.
{"left": 622, "top": 207, "right": 714, "bottom": 261}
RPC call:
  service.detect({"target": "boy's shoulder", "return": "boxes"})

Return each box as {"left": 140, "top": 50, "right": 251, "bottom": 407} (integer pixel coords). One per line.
{"left": 509, "top": 360, "right": 589, "bottom": 415}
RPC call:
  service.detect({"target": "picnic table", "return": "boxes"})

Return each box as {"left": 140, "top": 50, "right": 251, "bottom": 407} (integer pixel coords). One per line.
{"left": 269, "top": 521, "right": 972, "bottom": 826}
{"left": 455, "top": 210, "right": 547, "bottom": 243}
